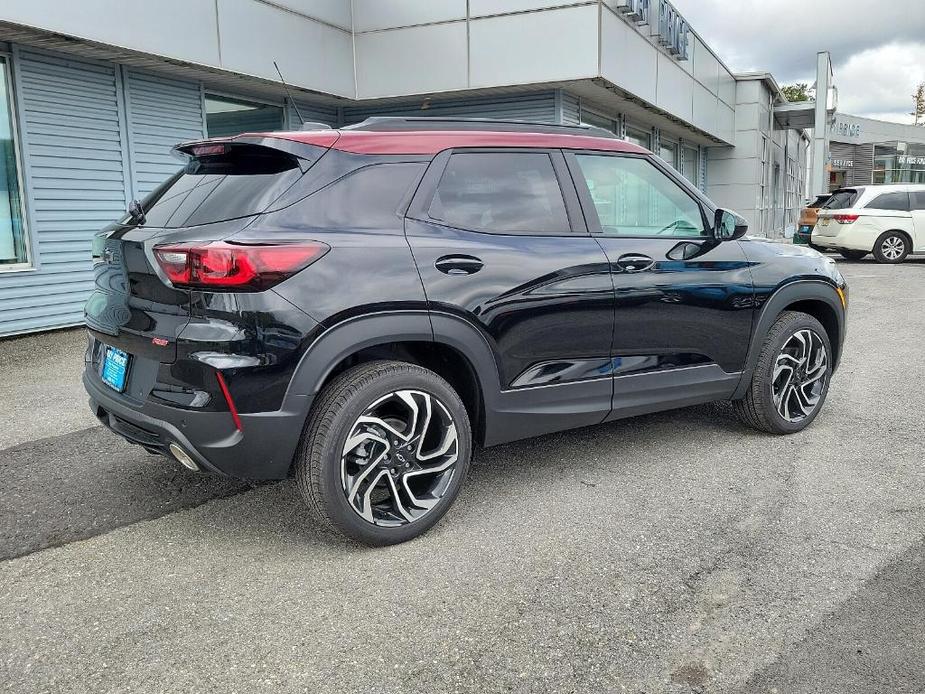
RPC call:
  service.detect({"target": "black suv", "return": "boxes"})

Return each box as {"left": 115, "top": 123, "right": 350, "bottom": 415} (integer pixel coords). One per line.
{"left": 84, "top": 118, "right": 848, "bottom": 545}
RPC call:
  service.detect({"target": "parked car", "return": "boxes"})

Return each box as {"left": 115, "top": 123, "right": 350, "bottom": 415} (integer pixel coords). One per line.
{"left": 84, "top": 118, "right": 848, "bottom": 545}
{"left": 793, "top": 194, "right": 832, "bottom": 247}
{"left": 812, "top": 184, "right": 925, "bottom": 263}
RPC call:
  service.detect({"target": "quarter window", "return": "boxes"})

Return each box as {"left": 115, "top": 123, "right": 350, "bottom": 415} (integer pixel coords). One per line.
{"left": 867, "top": 191, "right": 911, "bottom": 211}
{"left": 573, "top": 155, "right": 706, "bottom": 237}
{"left": 0, "top": 56, "right": 29, "bottom": 268}
{"left": 428, "top": 152, "right": 570, "bottom": 234}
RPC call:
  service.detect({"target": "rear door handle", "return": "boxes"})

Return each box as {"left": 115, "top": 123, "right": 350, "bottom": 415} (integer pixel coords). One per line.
{"left": 615, "top": 253, "right": 655, "bottom": 273}
{"left": 435, "top": 255, "right": 484, "bottom": 275}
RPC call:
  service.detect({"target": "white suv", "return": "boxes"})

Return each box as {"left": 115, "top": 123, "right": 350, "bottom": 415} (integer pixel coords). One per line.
{"left": 812, "top": 184, "right": 925, "bottom": 263}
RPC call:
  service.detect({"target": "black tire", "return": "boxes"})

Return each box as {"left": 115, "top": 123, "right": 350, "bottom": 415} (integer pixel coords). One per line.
{"left": 872, "top": 231, "right": 910, "bottom": 264}
{"left": 809, "top": 243, "right": 828, "bottom": 253}
{"left": 295, "top": 360, "right": 471, "bottom": 546}
{"left": 838, "top": 249, "right": 868, "bottom": 261}
{"left": 733, "top": 311, "right": 832, "bottom": 435}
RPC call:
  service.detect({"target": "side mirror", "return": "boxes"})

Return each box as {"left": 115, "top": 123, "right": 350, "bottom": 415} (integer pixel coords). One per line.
{"left": 713, "top": 208, "right": 748, "bottom": 241}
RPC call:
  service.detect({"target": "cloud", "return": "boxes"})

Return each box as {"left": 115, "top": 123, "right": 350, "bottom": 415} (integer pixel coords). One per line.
{"left": 834, "top": 43, "right": 925, "bottom": 124}
{"left": 673, "top": 0, "right": 925, "bottom": 123}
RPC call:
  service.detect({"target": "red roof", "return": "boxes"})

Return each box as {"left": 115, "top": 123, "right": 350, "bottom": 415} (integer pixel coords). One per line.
{"left": 252, "top": 129, "right": 650, "bottom": 156}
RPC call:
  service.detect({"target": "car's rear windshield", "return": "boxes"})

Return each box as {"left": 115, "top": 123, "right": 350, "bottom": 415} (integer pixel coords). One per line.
{"left": 808, "top": 195, "right": 831, "bottom": 209}
{"left": 822, "top": 189, "right": 860, "bottom": 210}
{"left": 136, "top": 144, "right": 306, "bottom": 228}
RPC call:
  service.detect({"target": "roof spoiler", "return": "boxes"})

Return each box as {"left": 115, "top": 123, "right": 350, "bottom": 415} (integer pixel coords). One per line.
{"left": 173, "top": 133, "right": 339, "bottom": 164}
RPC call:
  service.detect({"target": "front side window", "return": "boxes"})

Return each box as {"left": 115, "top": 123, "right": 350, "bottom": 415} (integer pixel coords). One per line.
{"left": 573, "top": 154, "right": 706, "bottom": 237}
{"left": 0, "top": 56, "right": 28, "bottom": 267}
{"left": 867, "top": 191, "right": 910, "bottom": 212}
{"left": 205, "top": 95, "right": 284, "bottom": 138}
{"left": 428, "top": 152, "right": 570, "bottom": 234}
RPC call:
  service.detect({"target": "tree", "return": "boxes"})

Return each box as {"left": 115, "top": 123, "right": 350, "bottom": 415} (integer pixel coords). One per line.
{"left": 781, "top": 83, "right": 813, "bottom": 103}
{"left": 912, "top": 83, "right": 925, "bottom": 126}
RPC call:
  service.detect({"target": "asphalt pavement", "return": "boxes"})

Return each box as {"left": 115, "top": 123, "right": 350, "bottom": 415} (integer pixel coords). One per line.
{"left": 1, "top": 257, "right": 924, "bottom": 693}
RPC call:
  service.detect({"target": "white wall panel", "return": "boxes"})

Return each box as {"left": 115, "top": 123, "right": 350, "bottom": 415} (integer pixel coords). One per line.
{"left": 716, "top": 101, "right": 735, "bottom": 143}
{"left": 656, "top": 54, "right": 692, "bottom": 122}
{"left": 217, "top": 0, "right": 354, "bottom": 98}
{"left": 469, "top": 0, "right": 590, "bottom": 16}
{"left": 692, "top": 36, "right": 719, "bottom": 94}
{"left": 355, "top": 23, "right": 468, "bottom": 98}
{"left": 353, "top": 0, "right": 465, "bottom": 31}
{"left": 469, "top": 5, "right": 598, "bottom": 88}
{"left": 1, "top": 0, "right": 220, "bottom": 67}
{"left": 272, "top": 0, "right": 352, "bottom": 29}
{"left": 692, "top": 83, "right": 717, "bottom": 134}
{"left": 600, "top": 9, "right": 657, "bottom": 105}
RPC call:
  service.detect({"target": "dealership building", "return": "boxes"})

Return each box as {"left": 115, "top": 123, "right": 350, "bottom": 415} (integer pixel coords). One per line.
{"left": 1, "top": 0, "right": 814, "bottom": 335}
{"left": 826, "top": 112, "right": 925, "bottom": 190}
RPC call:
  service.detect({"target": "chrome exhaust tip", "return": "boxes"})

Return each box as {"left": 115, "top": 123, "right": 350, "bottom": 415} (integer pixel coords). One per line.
{"left": 168, "top": 443, "right": 200, "bottom": 471}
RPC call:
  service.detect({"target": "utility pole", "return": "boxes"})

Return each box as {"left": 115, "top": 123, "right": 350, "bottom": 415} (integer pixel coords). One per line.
{"left": 809, "top": 52, "right": 832, "bottom": 196}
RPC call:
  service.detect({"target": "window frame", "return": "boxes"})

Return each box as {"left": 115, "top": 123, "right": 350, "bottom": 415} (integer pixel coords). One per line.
{"left": 0, "top": 51, "right": 34, "bottom": 273}
{"left": 203, "top": 92, "right": 286, "bottom": 138}
{"left": 563, "top": 150, "right": 713, "bottom": 239}
{"left": 407, "top": 147, "right": 588, "bottom": 237}
{"left": 865, "top": 190, "right": 911, "bottom": 212}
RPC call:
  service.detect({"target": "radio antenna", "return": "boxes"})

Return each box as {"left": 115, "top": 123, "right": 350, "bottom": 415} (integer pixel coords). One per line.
{"left": 274, "top": 60, "right": 305, "bottom": 125}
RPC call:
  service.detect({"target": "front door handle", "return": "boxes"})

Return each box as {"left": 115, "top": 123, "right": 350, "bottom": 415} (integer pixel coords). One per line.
{"left": 435, "top": 255, "right": 484, "bottom": 275}
{"left": 615, "top": 253, "right": 655, "bottom": 273}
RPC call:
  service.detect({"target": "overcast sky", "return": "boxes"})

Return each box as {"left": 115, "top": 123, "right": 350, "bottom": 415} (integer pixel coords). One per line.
{"left": 673, "top": 0, "right": 925, "bottom": 124}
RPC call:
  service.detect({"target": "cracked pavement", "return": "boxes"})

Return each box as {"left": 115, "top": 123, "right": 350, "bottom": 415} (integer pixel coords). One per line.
{"left": 1, "top": 257, "right": 924, "bottom": 693}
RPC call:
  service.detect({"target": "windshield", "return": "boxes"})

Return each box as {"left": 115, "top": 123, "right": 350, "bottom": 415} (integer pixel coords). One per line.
{"left": 134, "top": 144, "right": 305, "bottom": 228}
{"left": 822, "top": 189, "right": 860, "bottom": 210}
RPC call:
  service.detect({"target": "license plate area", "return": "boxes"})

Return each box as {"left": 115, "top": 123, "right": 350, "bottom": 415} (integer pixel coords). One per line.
{"left": 100, "top": 346, "right": 131, "bottom": 393}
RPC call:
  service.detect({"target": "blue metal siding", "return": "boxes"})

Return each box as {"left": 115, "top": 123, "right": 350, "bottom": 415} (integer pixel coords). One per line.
{"left": 0, "top": 48, "right": 128, "bottom": 336}
{"left": 124, "top": 70, "right": 205, "bottom": 197}
{"left": 560, "top": 92, "right": 581, "bottom": 125}
{"left": 342, "top": 91, "right": 559, "bottom": 125}
{"left": 286, "top": 99, "right": 339, "bottom": 129}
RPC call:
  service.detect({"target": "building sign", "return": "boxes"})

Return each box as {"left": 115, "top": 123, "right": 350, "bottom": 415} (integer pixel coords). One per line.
{"left": 656, "top": 0, "right": 690, "bottom": 60}
{"left": 831, "top": 158, "right": 854, "bottom": 168}
{"left": 897, "top": 155, "right": 925, "bottom": 166}
{"left": 616, "top": 0, "right": 689, "bottom": 61}
{"left": 832, "top": 119, "right": 862, "bottom": 139}
{"left": 617, "top": 0, "right": 650, "bottom": 23}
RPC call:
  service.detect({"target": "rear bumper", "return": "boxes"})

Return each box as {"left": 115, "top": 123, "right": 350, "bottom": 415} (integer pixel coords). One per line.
{"left": 84, "top": 369, "right": 311, "bottom": 480}
{"left": 811, "top": 225, "right": 876, "bottom": 252}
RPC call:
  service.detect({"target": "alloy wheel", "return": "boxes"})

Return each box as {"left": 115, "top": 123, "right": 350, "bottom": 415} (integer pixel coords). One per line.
{"left": 880, "top": 235, "right": 905, "bottom": 261}
{"left": 341, "top": 390, "right": 459, "bottom": 526}
{"left": 772, "top": 329, "right": 828, "bottom": 423}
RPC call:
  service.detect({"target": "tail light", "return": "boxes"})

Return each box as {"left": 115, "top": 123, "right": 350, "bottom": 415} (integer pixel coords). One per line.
{"left": 153, "top": 241, "right": 329, "bottom": 291}
{"left": 833, "top": 214, "right": 859, "bottom": 224}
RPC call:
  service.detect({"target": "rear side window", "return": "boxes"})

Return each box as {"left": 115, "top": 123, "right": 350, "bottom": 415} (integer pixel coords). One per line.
{"left": 428, "top": 152, "right": 570, "bottom": 234}
{"left": 866, "top": 191, "right": 911, "bottom": 211}
{"left": 139, "top": 144, "right": 305, "bottom": 228}
{"left": 823, "top": 189, "right": 859, "bottom": 209}
{"left": 275, "top": 162, "right": 426, "bottom": 229}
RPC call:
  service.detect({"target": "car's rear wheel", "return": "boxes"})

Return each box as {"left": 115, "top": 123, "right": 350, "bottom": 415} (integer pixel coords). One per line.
{"left": 733, "top": 311, "right": 832, "bottom": 435}
{"left": 295, "top": 360, "right": 471, "bottom": 545}
{"left": 838, "top": 249, "right": 867, "bottom": 261}
{"left": 872, "top": 231, "right": 909, "bottom": 264}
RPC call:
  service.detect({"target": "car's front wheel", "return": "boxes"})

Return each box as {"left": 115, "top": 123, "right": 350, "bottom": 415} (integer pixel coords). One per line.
{"left": 733, "top": 311, "right": 832, "bottom": 434}
{"left": 295, "top": 360, "right": 471, "bottom": 545}
{"left": 872, "top": 231, "right": 909, "bottom": 264}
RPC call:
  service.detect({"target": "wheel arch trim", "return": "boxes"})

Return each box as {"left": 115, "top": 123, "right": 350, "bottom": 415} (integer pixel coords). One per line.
{"left": 733, "top": 279, "right": 846, "bottom": 399}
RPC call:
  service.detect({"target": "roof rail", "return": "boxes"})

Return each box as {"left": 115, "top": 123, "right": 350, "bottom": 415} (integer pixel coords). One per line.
{"left": 300, "top": 121, "right": 334, "bottom": 131}
{"left": 342, "top": 116, "right": 619, "bottom": 139}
